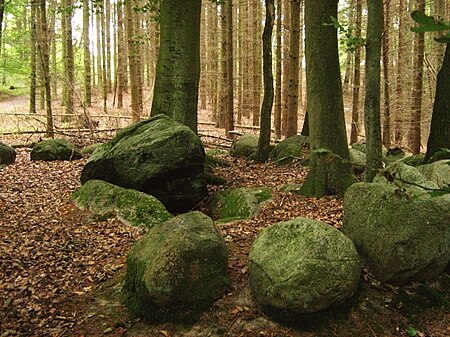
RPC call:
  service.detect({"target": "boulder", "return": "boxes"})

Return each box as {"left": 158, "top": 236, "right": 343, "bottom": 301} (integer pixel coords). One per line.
{"left": 349, "top": 148, "right": 366, "bottom": 174}
{"left": 123, "top": 211, "right": 229, "bottom": 322}
{"left": 0, "top": 142, "right": 16, "bottom": 165}
{"left": 249, "top": 217, "right": 360, "bottom": 314}
{"left": 417, "top": 159, "right": 450, "bottom": 188}
{"left": 30, "top": 139, "right": 82, "bottom": 161}
{"left": 376, "top": 161, "right": 439, "bottom": 191}
{"left": 230, "top": 134, "right": 259, "bottom": 158}
{"left": 384, "top": 147, "right": 405, "bottom": 165}
{"left": 71, "top": 180, "right": 172, "bottom": 229}
{"left": 81, "top": 142, "right": 103, "bottom": 155}
{"left": 428, "top": 148, "right": 450, "bottom": 163}
{"left": 269, "top": 135, "right": 308, "bottom": 164}
{"left": 399, "top": 154, "right": 425, "bottom": 167}
{"left": 80, "top": 114, "right": 207, "bottom": 213}
{"left": 342, "top": 182, "right": 450, "bottom": 284}
{"left": 208, "top": 187, "right": 272, "bottom": 222}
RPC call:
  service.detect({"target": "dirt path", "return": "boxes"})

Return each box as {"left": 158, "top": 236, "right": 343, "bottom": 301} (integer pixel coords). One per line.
{"left": 0, "top": 95, "right": 28, "bottom": 113}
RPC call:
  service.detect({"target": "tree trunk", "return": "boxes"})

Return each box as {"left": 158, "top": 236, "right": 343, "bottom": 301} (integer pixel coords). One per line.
{"left": 286, "top": 0, "right": 300, "bottom": 138}
{"left": 408, "top": 0, "right": 425, "bottom": 154}
{"left": 300, "top": 0, "right": 354, "bottom": 197}
{"left": 350, "top": 0, "right": 362, "bottom": 144}
{"left": 30, "top": 0, "right": 37, "bottom": 114}
{"left": 252, "top": 0, "right": 262, "bottom": 127}
{"left": 151, "top": 0, "right": 201, "bottom": 134}
{"left": 394, "top": 0, "right": 406, "bottom": 146}
{"left": 225, "top": 0, "right": 234, "bottom": 135}
{"left": 274, "top": 0, "right": 282, "bottom": 139}
{"left": 381, "top": 0, "right": 391, "bottom": 147}
{"left": 425, "top": 43, "right": 450, "bottom": 161}
{"left": 116, "top": 0, "right": 125, "bottom": 109}
{"left": 256, "top": 0, "right": 275, "bottom": 163}
{"left": 82, "top": 0, "right": 92, "bottom": 107}
{"left": 364, "top": 0, "right": 383, "bottom": 182}
{"left": 63, "top": 0, "right": 75, "bottom": 119}
{"left": 218, "top": 3, "right": 227, "bottom": 128}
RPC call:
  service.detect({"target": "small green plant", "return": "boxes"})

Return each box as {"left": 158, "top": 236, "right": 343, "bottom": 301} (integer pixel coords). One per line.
{"left": 411, "top": 10, "right": 450, "bottom": 43}
{"left": 325, "top": 16, "right": 365, "bottom": 52}
{"left": 407, "top": 326, "right": 418, "bottom": 337}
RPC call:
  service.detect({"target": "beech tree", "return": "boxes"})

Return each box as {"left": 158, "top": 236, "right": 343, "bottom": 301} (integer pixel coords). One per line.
{"left": 151, "top": 0, "right": 202, "bottom": 134}
{"left": 300, "top": 0, "right": 354, "bottom": 197}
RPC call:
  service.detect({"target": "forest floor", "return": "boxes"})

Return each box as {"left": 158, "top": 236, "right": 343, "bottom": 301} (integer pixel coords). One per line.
{"left": 1, "top": 97, "right": 449, "bottom": 337}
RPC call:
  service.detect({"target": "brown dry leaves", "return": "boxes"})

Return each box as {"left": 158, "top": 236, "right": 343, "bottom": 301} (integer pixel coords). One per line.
{"left": 0, "top": 149, "right": 142, "bottom": 336}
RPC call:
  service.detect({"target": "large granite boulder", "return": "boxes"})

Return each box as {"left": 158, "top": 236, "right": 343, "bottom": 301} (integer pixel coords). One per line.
{"left": 0, "top": 142, "right": 16, "bottom": 165}
{"left": 31, "top": 139, "right": 82, "bottom": 161}
{"left": 71, "top": 180, "right": 172, "bottom": 229}
{"left": 349, "top": 148, "right": 366, "bottom": 174}
{"left": 123, "top": 211, "right": 229, "bottom": 322}
{"left": 417, "top": 159, "right": 450, "bottom": 188}
{"left": 342, "top": 182, "right": 450, "bottom": 284}
{"left": 269, "top": 135, "right": 308, "bottom": 164}
{"left": 80, "top": 114, "right": 207, "bottom": 213}
{"left": 249, "top": 217, "right": 360, "bottom": 314}
{"left": 208, "top": 187, "right": 272, "bottom": 222}
{"left": 230, "top": 134, "right": 259, "bottom": 158}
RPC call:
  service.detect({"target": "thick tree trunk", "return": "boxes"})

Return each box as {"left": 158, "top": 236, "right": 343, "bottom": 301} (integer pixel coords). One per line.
{"left": 63, "top": 0, "right": 75, "bottom": 119}
{"left": 274, "top": 0, "right": 282, "bottom": 139}
{"left": 82, "top": 0, "right": 92, "bottom": 107}
{"left": 116, "top": 0, "right": 125, "bottom": 109}
{"left": 364, "top": 0, "right": 383, "bottom": 182}
{"left": 382, "top": 0, "right": 391, "bottom": 147}
{"left": 425, "top": 43, "right": 450, "bottom": 161}
{"left": 151, "top": 0, "right": 201, "bottom": 134}
{"left": 350, "top": 0, "right": 362, "bottom": 145}
{"left": 256, "top": 0, "right": 275, "bottom": 163}
{"left": 225, "top": 0, "right": 234, "bottom": 136}
{"left": 30, "top": 0, "right": 37, "bottom": 114}
{"left": 300, "top": 0, "right": 354, "bottom": 197}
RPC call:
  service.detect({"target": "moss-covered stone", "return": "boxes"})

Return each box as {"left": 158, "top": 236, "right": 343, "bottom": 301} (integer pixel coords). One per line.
{"left": 230, "top": 134, "right": 259, "bottom": 158}
{"left": 71, "top": 180, "right": 172, "bottom": 229}
{"left": 269, "top": 135, "right": 308, "bottom": 164}
{"left": 342, "top": 182, "right": 450, "bottom": 284}
{"left": 399, "top": 154, "right": 425, "bottom": 167}
{"left": 417, "top": 159, "right": 450, "bottom": 188}
{"left": 208, "top": 187, "right": 272, "bottom": 222}
{"left": 0, "top": 142, "right": 16, "bottom": 165}
{"left": 380, "top": 161, "right": 439, "bottom": 191}
{"left": 81, "top": 142, "right": 103, "bottom": 155}
{"left": 31, "top": 139, "right": 82, "bottom": 161}
{"left": 80, "top": 114, "right": 207, "bottom": 213}
{"left": 123, "top": 211, "right": 229, "bottom": 322}
{"left": 349, "top": 148, "right": 366, "bottom": 174}
{"left": 384, "top": 147, "right": 405, "bottom": 165}
{"left": 249, "top": 217, "right": 360, "bottom": 314}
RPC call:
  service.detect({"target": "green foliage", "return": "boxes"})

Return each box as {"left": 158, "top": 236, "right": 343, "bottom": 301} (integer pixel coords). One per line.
{"left": 411, "top": 10, "right": 450, "bottom": 43}
{"left": 407, "top": 326, "right": 418, "bottom": 337}
{"left": 325, "top": 16, "right": 365, "bottom": 52}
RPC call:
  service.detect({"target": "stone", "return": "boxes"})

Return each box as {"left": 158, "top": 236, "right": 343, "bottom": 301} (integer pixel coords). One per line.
{"left": 379, "top": 161, "right": 439, "bottom": 191}
{"left": 384, "top": 147, "right": 405, "bottom": 165}
{"left": 71, "top": 180, "right": 172, "bottom": 229}
{"left": 269, "top": 135, "right": 308, "bottom": 164}
{"left": 230, "top": 134, "right": 259, "bottom": 158}
{"left": 349, "top": 148, "right": 366, "bottom": 174}
{"left": 399, "top": 154, "right": 425, "bottom": 167}
{"left": 208, "top": 187, "right": 272, "bottom": 222}
{"left": 30, "top": 139, "right": 82, "bottom": 161}
{"left": 123, "top": 211, "right": 229, "bottom": 322}
{"left": 80, "top": 114, "right": 207, "bottom": 213}
{"left": 249, "top": 217, "right": 360, "bottom": 314}
{"left": 0, "top": 142, "right": 16, "bottom": 165}
{"left": 342, "top": 182, "right": 450, "bottom": 284}
{"left": 417, "top": 159, "right": 450, "bottom": 188}
{"left": 81, "top": 142, "right": 103, "bottom": 155}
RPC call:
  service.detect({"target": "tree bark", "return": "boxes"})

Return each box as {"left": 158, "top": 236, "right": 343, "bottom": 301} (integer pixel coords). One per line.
{"left": 151, "top": 0, "right": 201, "bottom": 134}
{"left": 364, "top": 0, "right": 383, "bottom": 182}
{"left": 274, "top": 0, "right": 282, "bottom": 139}
{"left": 82, "top": 0, "right": 92, "bottom": 107}
{"left": 300, "top": 0, "right": 354, "bottom": 197}
{"left": 256, "top": 0, "right": 275, "bottom": 162}
{"left": 350, "top": 0, "right": 362, "bottom": 145}
{"left": 30, "top": 0, "right": 37, "bottom": 114}
{"left": 225, "top": 0, "right": 234, "bottom": 136}
{"left": 382, "top": 0, "right": 391, "bottom": 147}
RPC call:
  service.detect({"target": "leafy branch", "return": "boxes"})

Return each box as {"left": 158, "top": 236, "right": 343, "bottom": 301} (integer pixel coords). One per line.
{"left": 411, "top": 10, "right": 450, "bottom": 43}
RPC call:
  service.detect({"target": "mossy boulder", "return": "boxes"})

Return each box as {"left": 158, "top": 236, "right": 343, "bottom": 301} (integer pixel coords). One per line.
{"left": 71, "top": 180, "right": 172, "bottom": 229}
{"left": 208, "top": 187, "right": 272, "bottom": 222}
{"left": 417, "top": 159, "right": 450, "bottom": 188}
{"left": 428, "top": 148, "right": 450, "bottom": 163}
{"left": 81, "top": 142, "right": 103, "bottom": 155}
{"left": 230, "top": 134, "right": 259, "bottom": 158}
{"left": 342, "top": 182, "right": 450, "bottom": 284}
{"left": 80, "top": 114, "right": 207, "bottom": 213}
{"left": 399, "top": 154, "right": 425, "bottom": 167}
{"left": 269, "top": 135, "right": 308, "bottom": 164}
{"left": 30, "top": 139, "right": 82, "bottom": 161}
{"left": 249, "top": 217, "right": 360, "bottom": 314}
{"left": 123, "top": 211, "right": 229, "bottom": 322}
{"left": 349, "top": 148, "right": 366, "bottom": 174}
{"left": 384, "top": 147, "right": 405, "bottom": 165}
{"left": 0, "top": 142, "right": 16, "bottom": 165}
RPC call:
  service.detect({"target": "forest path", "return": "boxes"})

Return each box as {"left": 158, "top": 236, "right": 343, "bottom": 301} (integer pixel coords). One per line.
{"left": 0, "top": 94, "right": 28, "bottom": 113}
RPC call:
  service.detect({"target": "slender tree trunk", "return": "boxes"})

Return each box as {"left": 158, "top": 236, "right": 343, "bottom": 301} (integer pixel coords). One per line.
{"left": 225, "top": 0, "right": 234, "bottom": 135}
{"left": 256, "top": 0, "right": 275, "bottom": 162}
{"left": 105, "top": 0, "right": 112, "bottom": 93}
{"left": 408, "top": 0, "right": 425, "bottom": 154}
{"left": 274, "top": 0, "right": 282, "bottom": 139}
{"left": 281, "top": 0, "right": 290, "bottom": 136}
{"left": 30, "top": 0, "right": 37, "bottom": 114}
{"left": 394, "top": 0, "right": 406, "bottom": 146}
{"left": 252, "top": 0, "right": 262, "bottom": 126}
{"left": 350, "top": 0, "right": 362, "bottom": 144}
{"left": 0, "top": 0, "right": 5, "bottom": 51}
{"left": 382, "top": 0, "right": 391, "bottom": 147}
{"left": 83, "top": 0, "right": 92, "bottom": 107}
{"left": 116, "top": 0, "right": 125, "bottom": 109}
{"left": 286, "top": 0, "right": 300, "bottom": 137}
{"left": 63, "top": 0, "right": 75, "bottom": 119}
{"left": 364, "top": 0, "right": 383, "bottom": 182}
{"left": 218, "top": 3, "right": 227, "bottom": 128}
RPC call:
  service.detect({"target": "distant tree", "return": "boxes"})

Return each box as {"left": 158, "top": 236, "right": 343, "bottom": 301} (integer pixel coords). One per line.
{"left": 382, "top": 0, "right": 392, "bottom": 147}
{"left": 274, "top": 0, "right": 282, "bottom": 139}
{"left": 300, "top": 0, "right": 354, "bottom": 197}
{"left": 256, "top": 0, "right": 275, "bottom": 162}
{"left": 62, "top": 0, "right": 75, "bottom": 119}
{"left": 350, "top": 0, "right": 362, "bottom": 144}
{"left": 151, "top": 0, "right": 202, "bottom": 133}
{"left": 30, "top": 0, "right": 37, "bottom": 114}
{"left": 82, "top": 0, "right": 92, "bottom": 107}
